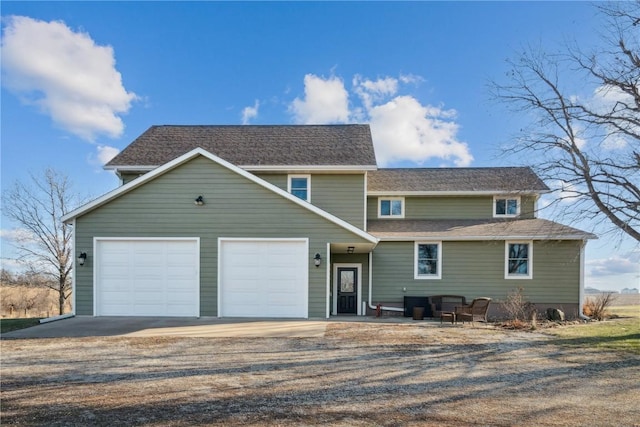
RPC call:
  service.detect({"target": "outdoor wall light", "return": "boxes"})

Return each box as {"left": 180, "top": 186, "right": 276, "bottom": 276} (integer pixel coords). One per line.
{"left": 194, "top": 195, "right": 205, "bottom": 206}
{"left": 78, "top": 252, "right": 87, "bottom": 266}
{"left": 347, "top": 246, "right": 355, "bottom": 254}
{"left": 314, "top": 253, "right": 322, "bottom": 267}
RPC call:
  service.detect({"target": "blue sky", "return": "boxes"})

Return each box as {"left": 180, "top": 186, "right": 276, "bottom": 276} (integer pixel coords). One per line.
{"left": 1, "top": 1, "right": 638, "bottom": 291}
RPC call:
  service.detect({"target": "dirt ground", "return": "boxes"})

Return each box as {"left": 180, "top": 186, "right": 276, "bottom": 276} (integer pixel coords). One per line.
{"left": 2, "top": 322, "right": 639, "bottom": 427}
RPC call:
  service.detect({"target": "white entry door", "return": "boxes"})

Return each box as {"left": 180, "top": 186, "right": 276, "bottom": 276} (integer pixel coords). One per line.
{"left": 95, "top": 239, "right": 199, "bottom": 316}
{"left": 219, "top": 239, "right": 308, "bottom": 318}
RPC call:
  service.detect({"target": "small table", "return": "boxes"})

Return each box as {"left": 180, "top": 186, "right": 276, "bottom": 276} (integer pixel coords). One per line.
{"left": 440, "top": 312, "right": 456, "bottom": 324}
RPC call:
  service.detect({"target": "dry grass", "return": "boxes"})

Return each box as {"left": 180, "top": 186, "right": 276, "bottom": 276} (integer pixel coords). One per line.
{"left": 2, "top": 322, "right": 639, "bottom": 426}
{"left": 0, "top": 286, "right": 71, "bottom": 318}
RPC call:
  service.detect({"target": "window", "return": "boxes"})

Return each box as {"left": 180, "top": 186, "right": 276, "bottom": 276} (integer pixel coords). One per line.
{"left": 415, "top": 242, "right": 442, "bottom": 279}
{"left": 288, "top": 175, "right": 310, "bottom": 202}
{"left": 505, "top": 241, "right": 532, "bottom": 279}
{"left": 378, "top": 197, "right": 404, "bottom": 218}
{"left": 494, "top": 196, "right": 520, "bottom": 217}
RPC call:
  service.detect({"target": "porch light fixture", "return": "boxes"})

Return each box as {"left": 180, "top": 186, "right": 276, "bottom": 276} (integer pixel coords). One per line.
{"left": 194, "top": 195, "right": 205, "bottom": 206}
{"left": 314, "top": 253, "right": 322, "bottom": 267}
{"left": 78, "top": 252, "right": 87, "bottom": 266}
{"left": 347, "top": 246, "right": 355, "bottom": 254}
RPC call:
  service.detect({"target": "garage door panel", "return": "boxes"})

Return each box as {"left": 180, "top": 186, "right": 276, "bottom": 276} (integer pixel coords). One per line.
{"left": 96, "top": 239, "right": 199, "bottom": 317}
{"left": 220, "top": 240, "right": 308, "bottom": 318}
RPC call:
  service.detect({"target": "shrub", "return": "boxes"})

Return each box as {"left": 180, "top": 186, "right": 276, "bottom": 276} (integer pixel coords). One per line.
{"left": 502, "top": 287, "right": 536, "bottom": 322}
{"left": 583, "top": 293, "right": 616, "bottom": 321}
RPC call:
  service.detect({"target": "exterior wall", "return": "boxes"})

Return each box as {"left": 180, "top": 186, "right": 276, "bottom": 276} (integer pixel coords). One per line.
{"left": 256, "top": 173, "right": 366, "bottom": 228}
{"left": 371, "top": 240, "right": 582, "bottom": 314}
{"left": 367, "top": 195, "right": 538, "bottom": 220}
{"left": 75, "top": 156, "right": 371, "bottom": 317}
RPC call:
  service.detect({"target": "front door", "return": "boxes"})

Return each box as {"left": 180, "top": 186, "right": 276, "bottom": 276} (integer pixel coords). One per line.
{"left": 337, "top": 267, "right": 358, "bottom": 314}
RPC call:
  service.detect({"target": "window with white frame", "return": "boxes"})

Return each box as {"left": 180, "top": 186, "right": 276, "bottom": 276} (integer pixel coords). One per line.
{"left": 505, "top": 241, "right": 532, "bottom": 279}
{"left": 378, "top": 197, "right": 404, "bottom": 218}
{"left": 288, "top": 175, "right": 310, "bottom": 202}
{"left": 494, "top": 196, "right": 520, "bottom": 217}
{"left": 415, "top": 241, "right": 442, "bottom": 279}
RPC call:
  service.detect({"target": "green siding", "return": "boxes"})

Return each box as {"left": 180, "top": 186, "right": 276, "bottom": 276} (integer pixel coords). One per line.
{"left": 367, "top": 195, "right": 538, "bottom": 220}
{"left": 256, "top": 173, "right": 365, "bottom": 228}
{"left": 75, "top": 156, "right": 372, "bottom": 317}
{"left": 371, "top": 240, "right": 581, "bottom": 305}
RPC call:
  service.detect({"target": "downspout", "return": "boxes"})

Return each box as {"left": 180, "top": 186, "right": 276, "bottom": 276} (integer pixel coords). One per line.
{"left": 579, "top": 239, "right": 590, "bottom": 321}
{"left": 367, "top": 252, "right": 404, "bottom": 313}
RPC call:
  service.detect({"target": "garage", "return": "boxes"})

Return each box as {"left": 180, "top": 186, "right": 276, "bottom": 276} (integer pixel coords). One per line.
{"left": 95, "top": 238, "right": 199, "bottom": 316}
{"left": 219, "top": 239, "right": 308, "bottom": 318}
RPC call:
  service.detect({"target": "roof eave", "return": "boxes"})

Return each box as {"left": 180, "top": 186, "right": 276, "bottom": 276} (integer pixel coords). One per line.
{"left": 367, "top": 190, "right": 551, "bottom": 196}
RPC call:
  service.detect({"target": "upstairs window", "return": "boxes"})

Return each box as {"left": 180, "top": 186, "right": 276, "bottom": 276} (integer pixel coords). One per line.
{"left": 378, "top": 197, "right": 404, "bottom": 218}
{"left": 288, "top": 175, "right": 310, "bottom": 202}
{"left": 505, "top": 241, "right": 532, "bottom": 279}
{"left": 494, "top": 196, "right": 520, "bottom": 217}
{"left": 415, "top": 242, "right": 442, "bottom": 279}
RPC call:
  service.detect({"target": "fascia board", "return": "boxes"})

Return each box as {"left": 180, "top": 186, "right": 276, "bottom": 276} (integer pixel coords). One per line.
{"left": 374, "top": 234, "right": 597, "bottom": 241}
{"left": 243, "top": 165, "right": 377, "bottom": 172}
{"left": 65, "top": 148, "right": 379, "bottom": 245}
{"left": 367, "top": 190, "right": 551, "bottom": 196}
{"left": 103, "top": 165, "right": 156, "bottom": 171}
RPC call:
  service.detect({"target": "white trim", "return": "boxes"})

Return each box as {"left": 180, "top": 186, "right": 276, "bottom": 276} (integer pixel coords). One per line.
{"left": 107, "top": 164, "right": 377, "bottom": 173}
{"left": 64, "top": 147, "right": 378, "bottom": 245}
{"left": 288, "top": 174, "right": 311, "bottom": 202}
{"left": 368, "top": 190, "right": 550, "bottom": 196}
{"left": 493, "top": 195, "right": 521, "bottom": 218}
{"left": 93, "top": 237, "right": 201, "bottom": 317}
{"left": 71, "top": 218, "right": 77, "bottom": 316}
{"left": 376, "top": 234, "right": 592, "bottom": 242}
{"left": 363, "top": 171, "right": 368, "bottom": 231}
{"left": 217, "top": 237, "right": 309, "bottom": 318}
{"left": 333, "top": 263, "right": 363, "bottom": 316}
{"left": 104, "top": 165, "right": 156, "bottom": 171}
{"left": 326, "top": 242, "right": 331, "bottom": 319}
{"left": 414, "top": 241, "right": 442, "bottom": 280}
{"left": 243, "top": 165, "right": 377, "bottom": 172}
{"left": 505, "top": 240, "right": 533, "bottom": 280}
{"left": 378, "top": 196, "right": 405, "bottom": 219}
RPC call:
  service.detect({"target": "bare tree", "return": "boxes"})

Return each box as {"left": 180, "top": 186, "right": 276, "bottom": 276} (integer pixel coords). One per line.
{"left": 2, "top": 168, "right": 81, "bottom": 315}
{"left": 491, "top": 2, "right": 640, "bottom": 241}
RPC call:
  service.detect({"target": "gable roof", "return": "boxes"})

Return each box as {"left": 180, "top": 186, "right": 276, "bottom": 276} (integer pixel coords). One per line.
{"left": 106, "top": 125, "right": 377, "bottom": 171}
{"left": 367, "top": 167, "right": 550, "bottom": 194}
{"left": 367, "top": 218, "right": 596, "bottom": 240}
{"left": 63, "top": 147, "right": 379, "bottom": 245}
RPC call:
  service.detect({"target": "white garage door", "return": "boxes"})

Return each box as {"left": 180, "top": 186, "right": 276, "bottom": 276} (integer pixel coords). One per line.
{"left": 219, "top": 239, "right": 308, "bottom": 318}
{"left": 96, "top": 239, "right": 199, "bottom": 316}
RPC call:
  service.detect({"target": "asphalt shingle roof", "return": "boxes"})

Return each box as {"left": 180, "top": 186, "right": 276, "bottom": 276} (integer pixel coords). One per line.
{"left": 106, "top": 125, "right": 377, "bottom": 168}
{"left": 367, "top": 218, "right": 596, "bottom": 240}
{"left": 367, "top": 167, "right": 549, "bottom": 193}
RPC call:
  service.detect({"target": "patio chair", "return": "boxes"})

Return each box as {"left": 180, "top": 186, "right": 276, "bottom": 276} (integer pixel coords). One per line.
{"left": 454, "top": 297, "right": 491, "bottom": 324}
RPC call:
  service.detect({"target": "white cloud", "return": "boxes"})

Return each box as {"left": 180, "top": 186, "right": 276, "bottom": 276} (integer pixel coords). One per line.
{"left": 289, "top": 74, "right": 350, "bottom": 124}
{"left": 0, "top": 228, "right": 37, "bottom": 244}
{"left": 368, "top": 96, "right": 473, "bottom": 167}
{"left": 242, "top": 100, "right": 260, "bottom": 125}
{"left": 96, "top": 145, "right": 120, "bottom": 165}
{"left": 587, "top": 250, "right": 640, "bottom": 277}
{"left": 288, "top": 73, "right": 473, "bottom": 167}
{"left": 1, "top": 15, "right": 137, "bottom": 141}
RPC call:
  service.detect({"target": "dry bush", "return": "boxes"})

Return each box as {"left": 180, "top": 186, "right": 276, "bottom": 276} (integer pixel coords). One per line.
{"left": 583, "top": 293, "right": 616, "bottom": 320}
{"left": 502, "top": 287, "right": 536, "bottom": 322}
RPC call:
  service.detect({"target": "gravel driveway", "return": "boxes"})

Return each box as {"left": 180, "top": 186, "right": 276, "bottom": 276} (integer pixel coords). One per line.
{"left": 2, "top": 321, "right": 639, "bottom": 426}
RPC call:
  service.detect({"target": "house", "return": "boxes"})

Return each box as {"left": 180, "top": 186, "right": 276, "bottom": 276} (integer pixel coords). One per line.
{"left": 62, "top": 124, "right": 596, "bottom": 319}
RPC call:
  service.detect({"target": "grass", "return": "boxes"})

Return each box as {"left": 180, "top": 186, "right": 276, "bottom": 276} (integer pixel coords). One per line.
{"left": 544, "top": 315, "right": 640, "bottom": 355}
{"left": 1, "top": 318, "right": 41, "bottom": 334}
